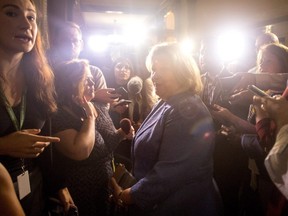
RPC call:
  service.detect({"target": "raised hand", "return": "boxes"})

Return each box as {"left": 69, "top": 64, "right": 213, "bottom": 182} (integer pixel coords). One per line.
{"left": 81, "top": 96, "right": 98, "bottom": 119}
{"left": 94, "top": 88, "right": 121, "bottom": 104}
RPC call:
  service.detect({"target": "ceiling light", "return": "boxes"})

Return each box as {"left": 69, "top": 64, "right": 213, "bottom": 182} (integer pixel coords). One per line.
{"left": 105, "top": 11, "right": 123, "bottom": 14}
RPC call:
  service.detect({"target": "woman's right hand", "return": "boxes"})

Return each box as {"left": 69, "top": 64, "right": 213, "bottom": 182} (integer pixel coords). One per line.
{"left": 0, "top": 129, "right": 60, "bottom": 158}
{"left": 81, "top": 96, "right": 98, "bottom": 119}
{"left": 73, "top": 95, "right": 98, "bottom": 119}
{"left": 58, "top": 187, "right": 77, "bottom": 214}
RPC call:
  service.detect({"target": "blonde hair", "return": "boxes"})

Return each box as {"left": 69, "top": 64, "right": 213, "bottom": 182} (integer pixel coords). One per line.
{"left": 146, "top": 42, "right": 202, "bottom": 94}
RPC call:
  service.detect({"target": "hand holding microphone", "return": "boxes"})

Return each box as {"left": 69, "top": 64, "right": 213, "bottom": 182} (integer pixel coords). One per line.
{"left": 120, "top": 118, "right": 135, "bottom": 140}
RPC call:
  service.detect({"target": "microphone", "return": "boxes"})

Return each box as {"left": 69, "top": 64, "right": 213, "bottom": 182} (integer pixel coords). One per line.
{"left": 127, "top": 76, "right": 143, "bottom": 96}
{"left": 120, "top": 118, "right": 132, "bottom": 134}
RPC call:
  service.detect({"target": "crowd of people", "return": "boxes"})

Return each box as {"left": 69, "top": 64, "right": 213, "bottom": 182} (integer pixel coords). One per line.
{"left": 1, "top": 0, "right": 288, "bottom": 216}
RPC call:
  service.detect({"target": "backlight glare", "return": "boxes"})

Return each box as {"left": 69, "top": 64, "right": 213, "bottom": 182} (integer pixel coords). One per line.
{"left": 87, "top": 35, "right": 109, "bottom": 53}
{"left": 122, "top": 24, "right": 148, "bottom": 46}
{"left": 217, "top": 30, "right": 246, "bottom": 62}
{"left": 180, "top": 38, "right": 195, "bottom": 54}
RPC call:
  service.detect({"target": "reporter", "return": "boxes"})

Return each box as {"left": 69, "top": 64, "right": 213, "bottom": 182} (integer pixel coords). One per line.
{"left": 229, "top": 43, "right": 288, "bottom": 107}
{"left": 0, "top": 0, "right": 60, "bottom": 215}
{"left": 51, "top": 59, "right": 133, "bottom": 215}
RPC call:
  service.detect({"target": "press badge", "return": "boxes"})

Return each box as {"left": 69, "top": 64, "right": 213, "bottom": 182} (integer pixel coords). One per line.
{"left": 17, "top": 170, "right": 31, "bottom": 200}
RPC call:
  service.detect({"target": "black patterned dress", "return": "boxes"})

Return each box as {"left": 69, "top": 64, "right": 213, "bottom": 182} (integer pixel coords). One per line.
{"left": 51, "top": 103, "right": 123, "bottom": 216}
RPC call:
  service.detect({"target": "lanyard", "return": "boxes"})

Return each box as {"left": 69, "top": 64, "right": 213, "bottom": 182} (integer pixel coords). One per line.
{"left": 0, "top": 89, "right": 26, "bottom": 131}
{"left": 0, "top": 88, "right": 27, "bottom": 173}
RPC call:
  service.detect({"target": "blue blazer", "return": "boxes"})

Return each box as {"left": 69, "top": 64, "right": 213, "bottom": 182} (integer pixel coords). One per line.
{"left": 130, "top": 91, "right": 221, "bottom": 216}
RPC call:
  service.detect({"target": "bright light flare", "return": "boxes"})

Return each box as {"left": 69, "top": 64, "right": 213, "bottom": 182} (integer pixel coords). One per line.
{"left": 87, "top": 35, "right": 109, "bottom": 53}
{"left": 122, "top": 24, "right": 148, "bottom": 46}
{"left": 217, "top": 30, "right": 246, "bottom": 62}
{"left": 180, "top": 38, "right": 195, "bottom": 54}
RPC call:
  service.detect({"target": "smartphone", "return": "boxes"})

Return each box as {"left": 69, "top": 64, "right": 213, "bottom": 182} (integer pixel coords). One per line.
{"left": 247, "top": 85, "right": 271, "bottom": 97}
{"left": 110, "top": 87, "right": 128, "bottom": 99}
{"left": 113, "top": 87, "right": 128, "bottom": 96}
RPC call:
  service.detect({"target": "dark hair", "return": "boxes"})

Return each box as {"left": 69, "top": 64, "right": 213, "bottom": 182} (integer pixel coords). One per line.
{"left": 110, "top": 57, "right": 135, "bottom": 86}
{"left": 257, "top": 43, "right": 288, "bottom": 74}
{"left": 112, "top": 57, "right": 134, "bottom": 74}
{"left": 54, "top": 59, "right": 90, "bottom": 106}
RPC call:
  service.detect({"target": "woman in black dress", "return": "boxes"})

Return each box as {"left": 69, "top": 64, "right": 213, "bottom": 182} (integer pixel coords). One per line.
{"left": 51, "top": 59, "right": 133, "bottom": 216}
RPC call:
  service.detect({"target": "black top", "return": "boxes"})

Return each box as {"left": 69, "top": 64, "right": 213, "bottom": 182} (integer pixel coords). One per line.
{"left": 50, "top": 103, "right": 123, "bottom": 215}
{"left": 0, "top": 93, "right": 46, "bottom": 181}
